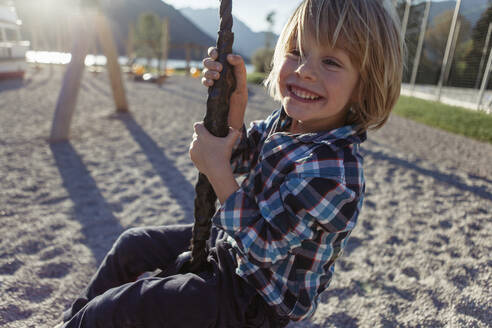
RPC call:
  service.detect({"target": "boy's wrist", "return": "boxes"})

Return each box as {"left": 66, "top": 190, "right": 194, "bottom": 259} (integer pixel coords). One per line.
{"left": 207, "top": 164, "right": 239, "bottom": 204}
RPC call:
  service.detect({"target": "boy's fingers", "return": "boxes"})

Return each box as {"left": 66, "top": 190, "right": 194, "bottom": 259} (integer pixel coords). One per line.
{"left": 202, "top": 58, "right": 223, "bottom": 72}
{"left": 201, "top": 77, "right": 214, "bottom": 87}
{"left": 207, "top": 47, "right": 218, "bottom": 60}
{"left": 227, "top": 54, "right": 247, "bottom": 93}
{"left": 193, "top": 122, "right": 207, "bottom": 135}
{"left": 203, "top": 69, "right": 220, "bottom": 80}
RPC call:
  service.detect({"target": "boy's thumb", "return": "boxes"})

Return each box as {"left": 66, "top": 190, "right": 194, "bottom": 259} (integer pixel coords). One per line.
{"left": 227, "top": 54, "right": 247, "bottom": 93}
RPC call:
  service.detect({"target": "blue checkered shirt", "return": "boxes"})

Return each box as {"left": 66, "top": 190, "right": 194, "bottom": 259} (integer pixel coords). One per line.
{"left": 212, "top": 108, "right": 366, "bottom": 321}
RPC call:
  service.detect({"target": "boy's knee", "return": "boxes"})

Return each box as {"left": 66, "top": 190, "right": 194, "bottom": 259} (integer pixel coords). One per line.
{"left": 113, "top": 227, "right": 148, "bottom": 254}
{"left": 143, "top": 274, "right": 219, "bottom": 323}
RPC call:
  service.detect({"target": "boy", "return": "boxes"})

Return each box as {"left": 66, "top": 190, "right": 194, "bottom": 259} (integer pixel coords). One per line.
{"left": 58, "top": 0, "right": 403, "bottom": 326}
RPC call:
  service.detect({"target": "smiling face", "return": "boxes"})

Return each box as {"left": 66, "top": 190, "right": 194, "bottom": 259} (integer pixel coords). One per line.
{"left": 278, "top": 36, "right": 360, "bottom": 133}
{"left": 266, "top": 0, "right": 403, "bottom": 134}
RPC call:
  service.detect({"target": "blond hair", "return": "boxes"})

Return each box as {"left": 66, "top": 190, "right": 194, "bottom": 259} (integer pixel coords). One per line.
{"left": 265, "top": 0, "right": 405, "bottom": 132}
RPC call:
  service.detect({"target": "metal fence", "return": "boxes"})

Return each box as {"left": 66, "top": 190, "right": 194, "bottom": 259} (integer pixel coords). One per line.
{"left": 394, "top": 0, "right": 492, "bottom": 113}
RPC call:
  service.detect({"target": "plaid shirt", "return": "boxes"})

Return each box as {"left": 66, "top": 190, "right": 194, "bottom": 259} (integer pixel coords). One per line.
{"left": 212, "top": 108, "right": 366, "bottom": 321}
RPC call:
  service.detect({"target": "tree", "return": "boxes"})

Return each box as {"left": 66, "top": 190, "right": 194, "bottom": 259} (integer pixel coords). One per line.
{"left": 422, "top": 10, "right": 471, "bottom": 86}
{"left": 265, "top": 11, "right": 276, "bottom": 49}
{"left": 252, "top": 10, "right": 276, "bottom": 74}
{"left": 463, "top": 3, "right": 492, "bottom": 89}
{"left": 396, "top": 1, "right": 426, "bottom": 82}
{"left": 135, "top": 12, "right": 164, "bottom": 72}
{"left": 252, "top": 48, "right": 274, "bottom": 73}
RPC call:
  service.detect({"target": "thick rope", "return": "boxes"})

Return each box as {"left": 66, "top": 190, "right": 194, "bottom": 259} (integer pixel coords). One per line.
{"left": 188, "top": 0, "right": 235, "bottom": 273}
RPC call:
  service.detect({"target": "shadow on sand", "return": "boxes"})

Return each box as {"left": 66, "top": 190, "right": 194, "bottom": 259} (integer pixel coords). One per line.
{"left": 49, "top": 112, "right": 198, "bottom": 260}
{"left": 0, "top": 78, "right": 29, "bottom": 92}
{"left": 159, "top": 80, "right": 207, "bottom": 104}
{"left": 115, "top": 112, "right": 196, "bottom": 222}
{"left": 50, "top": 141, "right": 125, "bottom": 262}
{"left": 362, "top": 148, "right": 492, "bottom": 201}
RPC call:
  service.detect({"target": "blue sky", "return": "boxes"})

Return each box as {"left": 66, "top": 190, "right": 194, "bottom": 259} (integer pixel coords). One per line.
{"left": 161, "top": 0, "right": 301, "bottom": 34}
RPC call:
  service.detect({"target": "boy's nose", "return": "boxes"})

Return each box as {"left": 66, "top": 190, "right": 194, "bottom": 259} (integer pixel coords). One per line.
{"left": 294, "top": 57, "right": 317, "bottom": 81}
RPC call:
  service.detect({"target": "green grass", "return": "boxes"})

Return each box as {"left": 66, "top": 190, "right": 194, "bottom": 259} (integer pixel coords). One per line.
{"left": 247, "top": 72, "right": 267, "bottom": 85}
{"left": 393, "top": 96, "right": 492, "bottom": 144}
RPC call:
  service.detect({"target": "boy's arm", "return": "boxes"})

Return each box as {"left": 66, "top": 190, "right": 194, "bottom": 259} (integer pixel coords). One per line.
{"left": 229, "top": 121, "right": 262, "bottom": 174}
{"left": 206, "top": 163, "right": 239, "bottom": 204}
{"left": 213, "top": 174, "right": 362, "bottom": 321}
{"left": 230, "top": 108, "right": 283, "bottom": 174}
{"left": 213, "top": 174, "right": 360, "bottom": 265}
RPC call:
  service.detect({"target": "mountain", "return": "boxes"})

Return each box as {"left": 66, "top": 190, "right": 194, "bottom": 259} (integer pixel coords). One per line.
{"left": 102, "top": 0, "right": 215, "bottom": 59}
{"left": 13, "top": 0, "right": 216, "bottom": 60}
{"left": 179, "top": 7, "right": 278, "bottom": 60}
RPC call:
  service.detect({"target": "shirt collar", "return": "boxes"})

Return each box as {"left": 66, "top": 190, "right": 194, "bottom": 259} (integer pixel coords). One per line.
{"left": 274, "top": 107, "right": 367, "bottom": 148}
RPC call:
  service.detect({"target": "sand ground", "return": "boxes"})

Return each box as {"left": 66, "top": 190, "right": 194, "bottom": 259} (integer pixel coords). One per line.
{"left": 0, "top": 65, "right": 491, "bottom": 327}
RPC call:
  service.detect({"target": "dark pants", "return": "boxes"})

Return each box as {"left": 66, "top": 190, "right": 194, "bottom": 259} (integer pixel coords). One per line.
{"left": 61, "top": 224, "right": 286, "bottom": 328}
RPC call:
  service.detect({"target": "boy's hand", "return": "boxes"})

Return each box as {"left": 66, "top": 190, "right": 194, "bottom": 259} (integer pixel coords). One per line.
{"left": 202, "top": 47, "right": 247, "bottom": 130}
{"left": 189, "top": 122, "right": 241, "bottom": 179}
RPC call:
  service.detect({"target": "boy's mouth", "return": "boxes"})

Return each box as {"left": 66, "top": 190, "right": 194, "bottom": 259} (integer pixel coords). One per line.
{"left": 287, "top": 85, "right": 323, "bottom": 103}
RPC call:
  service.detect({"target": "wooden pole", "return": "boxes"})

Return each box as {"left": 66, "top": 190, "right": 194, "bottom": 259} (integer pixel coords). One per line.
{"left": 95, "top": 12, "right": 129, "bottom": 112}
{"left": 436, "top": 0, "right": 461, "bottom": 100}
{"left": 50, "top": 2, "right": 129, "bottom": 142}
{"left": 50, "top": 13, "right": 92, "bottom": 142}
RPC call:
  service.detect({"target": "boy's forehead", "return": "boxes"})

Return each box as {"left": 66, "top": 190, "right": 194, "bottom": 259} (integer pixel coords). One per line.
{"left": 294, "top": 35, "right": 354, "bottom": 62}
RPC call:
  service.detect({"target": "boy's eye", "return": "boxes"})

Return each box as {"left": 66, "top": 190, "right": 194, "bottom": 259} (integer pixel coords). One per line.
{"left": 288, "top": 49, "right": 301, "bottom": 57}
{"left": 323, "top": 58, "right": 341, "bottom": 67}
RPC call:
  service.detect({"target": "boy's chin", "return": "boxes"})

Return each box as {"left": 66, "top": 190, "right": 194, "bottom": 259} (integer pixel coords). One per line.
{"left": 283, "top": 105, "right": 314, "bottom": 121}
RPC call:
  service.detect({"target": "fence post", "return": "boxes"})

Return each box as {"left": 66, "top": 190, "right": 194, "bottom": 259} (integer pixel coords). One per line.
{"left": 436, "top": 0, "right": 461, "bottom": 101}
{"left": 410, "top": 0, "right": 431, "bottom": 93}
{"left": 401, "top": 0, "right": 412, "bottom": 41}
{"left": 477, "top": 44, "right": 492, "bottom": 112}
{"left": 443, "top": 19, "right": 461, "bottom": 85}
{"left": 475, "top": 22, "right": 492, "bottom": 89}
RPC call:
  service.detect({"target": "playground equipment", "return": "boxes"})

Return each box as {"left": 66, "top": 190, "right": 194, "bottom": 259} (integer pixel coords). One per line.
{"left": 50, "top": 0, "right": 128, "bottom": 142}
{"left": 49, "top": 0, "right": 236, "bottom": 276}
